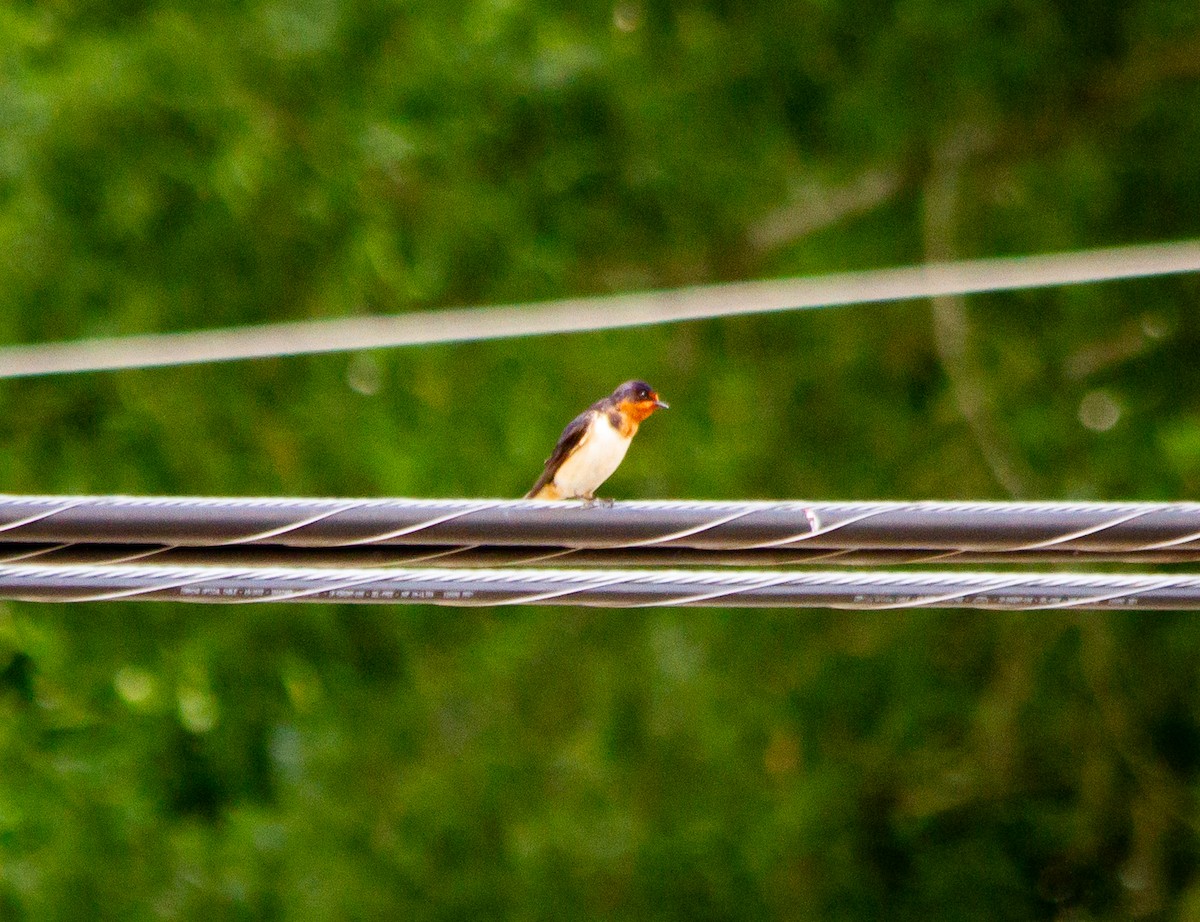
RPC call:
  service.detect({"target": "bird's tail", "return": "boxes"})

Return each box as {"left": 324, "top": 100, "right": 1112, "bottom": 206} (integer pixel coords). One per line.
{"left": 524, "top": 481, "right": 562, "bottom": 500}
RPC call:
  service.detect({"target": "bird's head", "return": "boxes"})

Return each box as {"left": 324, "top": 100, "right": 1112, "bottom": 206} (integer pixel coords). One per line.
{"left": 612, "top": 380, "right": 668, "bottom": 423}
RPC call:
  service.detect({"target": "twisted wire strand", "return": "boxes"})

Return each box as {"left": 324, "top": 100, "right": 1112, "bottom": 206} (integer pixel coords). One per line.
{"left": 2, "top": 496, "right": 1200, "bottom": 555}
{"left": 5, "top": 542, "right": 1200, "bottom": 567}
{"left": 0, "top": 563, "right": 1197, "bottom": 609}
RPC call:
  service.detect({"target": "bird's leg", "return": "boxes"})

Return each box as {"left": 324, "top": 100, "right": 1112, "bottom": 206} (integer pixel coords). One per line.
{"left": 598, "top": 497, "right": 615, "bottom": 508}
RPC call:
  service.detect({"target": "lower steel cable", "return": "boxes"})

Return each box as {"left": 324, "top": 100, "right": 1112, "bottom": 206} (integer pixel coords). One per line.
{"left": 1, "top": 563, "right": 1198, "bottom": 609}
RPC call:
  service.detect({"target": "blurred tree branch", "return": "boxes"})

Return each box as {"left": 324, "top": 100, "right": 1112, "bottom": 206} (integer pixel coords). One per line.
{"left": 923, "top": 127, "right": 1040, "bottom": 497}
{"left": 749, "top": 33, "right": 1200, "bottom": 261}
{"left": 747, "top": 166, "right": 911, "bottom": 253}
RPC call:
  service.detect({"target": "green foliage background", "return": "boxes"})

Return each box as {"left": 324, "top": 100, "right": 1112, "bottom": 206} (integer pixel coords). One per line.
{"left": 3, "top": 0, "right": 1200, "bottom": 917}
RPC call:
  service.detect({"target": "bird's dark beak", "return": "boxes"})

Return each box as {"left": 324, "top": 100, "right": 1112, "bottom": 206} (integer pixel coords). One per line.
{"left": 653, "top": 396, "right": 669, "bottom": 410}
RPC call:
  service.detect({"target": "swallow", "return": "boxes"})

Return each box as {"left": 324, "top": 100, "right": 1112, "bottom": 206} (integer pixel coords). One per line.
{"left": 526, "top": 380, "right": 668, "bottom": 501}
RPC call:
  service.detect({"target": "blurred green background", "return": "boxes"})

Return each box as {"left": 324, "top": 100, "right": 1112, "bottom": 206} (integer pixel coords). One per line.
{"left": 3, "top": 0, "right": 1200, "bottom": 918}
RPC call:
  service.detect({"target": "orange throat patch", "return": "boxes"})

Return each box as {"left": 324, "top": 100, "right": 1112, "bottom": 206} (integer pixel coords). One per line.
{"left": 614, "top": 399, "right": 659, "bottom": 435}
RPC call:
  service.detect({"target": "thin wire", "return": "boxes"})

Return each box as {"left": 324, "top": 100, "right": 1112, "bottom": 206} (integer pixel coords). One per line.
{"left": 0, "top": 239, "right": 1197, "bottom": 377}
{"left": 6, "top": 542, "right": 1200, "bottom": 567}
{"left": 0, "top": 562, "right": 1197, "bottom": 609}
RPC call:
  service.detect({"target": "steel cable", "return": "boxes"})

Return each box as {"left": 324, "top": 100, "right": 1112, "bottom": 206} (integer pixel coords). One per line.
{"left": 0, "top": 563, "right": 1197, "bottom": 609}
{"left": 2, "top": 542, "right": 1200, "bottom": 567}
{"left": 1, "top": 496, "right": 1200, "bottom": 555}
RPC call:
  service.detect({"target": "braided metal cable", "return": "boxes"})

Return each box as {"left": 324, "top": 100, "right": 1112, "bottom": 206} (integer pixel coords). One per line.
{"left": 0, "top": 563, "right": 1197, "bottom": 609}
{"left": 2, "top": 496, "right": 1200, "bottom": 555}
{"left": 2, "top": 542, "right": 1200, "bottom": 568}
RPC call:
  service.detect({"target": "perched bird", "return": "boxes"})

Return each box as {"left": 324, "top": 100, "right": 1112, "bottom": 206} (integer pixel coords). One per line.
{"left": 526, "top": 380, "right": 668, "bottom": 500}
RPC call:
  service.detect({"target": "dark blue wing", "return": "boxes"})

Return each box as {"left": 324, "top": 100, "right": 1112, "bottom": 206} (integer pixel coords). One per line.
{"left": 525, "top": 409, "right": 593, "bottom": 498}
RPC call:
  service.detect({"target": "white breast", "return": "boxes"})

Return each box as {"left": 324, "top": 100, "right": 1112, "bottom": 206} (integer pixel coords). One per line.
{"left": 552, "top": 415, "right": 632, "bottom": 498}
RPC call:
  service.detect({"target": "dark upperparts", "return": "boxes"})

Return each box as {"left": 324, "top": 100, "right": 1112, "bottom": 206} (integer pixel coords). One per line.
{"left": 606, "top": 380, "right": 668, "bottom": 431}
{"left": 610, "top": 380, "right": 660, "bottom": 404}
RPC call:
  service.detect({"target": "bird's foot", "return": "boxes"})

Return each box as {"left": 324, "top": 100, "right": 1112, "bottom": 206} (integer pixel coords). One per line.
{"left": 580, "top": 495, "right": 615, "bottom": 509}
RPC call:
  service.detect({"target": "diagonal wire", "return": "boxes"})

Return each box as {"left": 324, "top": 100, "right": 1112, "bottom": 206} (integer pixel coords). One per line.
{"left": 0, "top": 239, "right": 1198, "bottom": 377}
